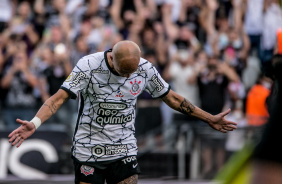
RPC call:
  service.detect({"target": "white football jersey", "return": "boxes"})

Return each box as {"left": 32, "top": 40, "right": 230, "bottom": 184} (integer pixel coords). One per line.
{"left": 61, "top": 50, "right": 170, "bottom": 162}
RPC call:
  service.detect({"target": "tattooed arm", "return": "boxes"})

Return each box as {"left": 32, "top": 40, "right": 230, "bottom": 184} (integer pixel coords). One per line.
{"left": 8, "top": 89, "right": 71, "bottom": 147}
{"left": 161, "top": 90, "right": 237, "bottom": 133}
{"left": 117, "top": 174, "right": 138, "bottom": 184}
{"left": 35, "top": 89, "right": 70, "bottom": 123}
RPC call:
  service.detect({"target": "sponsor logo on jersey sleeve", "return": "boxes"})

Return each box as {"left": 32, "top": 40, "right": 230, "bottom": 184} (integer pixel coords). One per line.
{"left": 80, "top": 165, "right": 95, "bottom": 176}
{"left": 65, "top": 72, "right": 74, "bottom": 82}
{"left": 129, "top": 79, "right": 142, "bottom": 96}
{"left": 70, "top": 72, "right": 86, "bottom": 87}
{"left": 151, "top": 74, "right": 164, "bottom": 92}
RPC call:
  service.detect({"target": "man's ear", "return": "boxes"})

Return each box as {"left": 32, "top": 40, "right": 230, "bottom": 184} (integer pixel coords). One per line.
{"left": 110, "top": 54, "right": 113, "bottom": 62}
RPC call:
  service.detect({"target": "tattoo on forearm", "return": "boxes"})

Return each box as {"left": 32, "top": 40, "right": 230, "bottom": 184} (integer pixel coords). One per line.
{"left": 179, "top": 98, "right": 195, "bottom": 115}
{"left": 205, "top": 117, "right": 211, "bottom": 123}
{"left": 117, "top": 174, "right": 138, "bottom": 184}
{"left": 43, "top": 101, "right": 57, "bottom": 115}
{"left": 63, "top": 96, "right": 70, "bottom": 103}
{"left": 162, "top": 96, "right": 169, "bottom": 103}
{"left": 51, "top": 100, "right": 57, "bottom": 111}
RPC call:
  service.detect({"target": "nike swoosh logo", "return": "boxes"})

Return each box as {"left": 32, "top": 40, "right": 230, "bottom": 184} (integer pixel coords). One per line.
{"left": 133, "top": 163, "right": 138, "bottom": 168}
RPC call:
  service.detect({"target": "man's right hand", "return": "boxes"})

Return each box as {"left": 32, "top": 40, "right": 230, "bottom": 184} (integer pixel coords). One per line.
{"left": 8, "top": 119, "right": 36, "bottom": 148}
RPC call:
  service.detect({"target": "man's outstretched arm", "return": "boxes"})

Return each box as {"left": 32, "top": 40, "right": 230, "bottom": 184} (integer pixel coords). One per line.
{"left": 161, "top": 90, "right": 237, "bottom": 133}
{"left": 35, "top": 89, "right": 71, "bottom": 123}
{"left": 8, "top": 89, "right": 71, "bottom": 147}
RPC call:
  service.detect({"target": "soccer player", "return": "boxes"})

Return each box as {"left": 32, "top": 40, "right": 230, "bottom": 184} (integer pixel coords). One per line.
{"left": 8, "top": 41, "right": 237, "bottom": 184}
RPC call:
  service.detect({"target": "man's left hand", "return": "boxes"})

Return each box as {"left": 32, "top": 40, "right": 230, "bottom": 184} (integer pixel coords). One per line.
{"left": 208, "top": 109, "right": 237, "bottom": 133}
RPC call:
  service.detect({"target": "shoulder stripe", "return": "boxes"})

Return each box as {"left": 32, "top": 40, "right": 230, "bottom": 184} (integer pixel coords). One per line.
{"left": 73, "top": 93, "right": 84, "bottom": 141}
{"left": 156, "top": 85, "right": 171, "bottom": 99}
{"left": 60, "top": 86, "right": 77, "bottom": 99}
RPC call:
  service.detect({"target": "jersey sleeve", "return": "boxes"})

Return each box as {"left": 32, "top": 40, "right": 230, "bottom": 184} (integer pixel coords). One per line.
{"left": 145, "top": 64, "right": 170, "bottom": 98}
{"left": 60, "top": 58, "right": 91, "bottom": 99}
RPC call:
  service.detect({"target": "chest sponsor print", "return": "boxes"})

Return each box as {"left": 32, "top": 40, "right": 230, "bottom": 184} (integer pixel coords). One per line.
{"left": 96, "top": 102, "right": 133, "bottom": 126}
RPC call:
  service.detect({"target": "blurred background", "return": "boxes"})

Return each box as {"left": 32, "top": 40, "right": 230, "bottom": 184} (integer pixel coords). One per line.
{"left": 0, "top": 0, "right": 281, "bottom": 183}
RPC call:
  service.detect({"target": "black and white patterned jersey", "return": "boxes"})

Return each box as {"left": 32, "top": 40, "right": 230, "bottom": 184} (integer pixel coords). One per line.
{"left": 61, "top": 49, "right": 170, "bottom": 162}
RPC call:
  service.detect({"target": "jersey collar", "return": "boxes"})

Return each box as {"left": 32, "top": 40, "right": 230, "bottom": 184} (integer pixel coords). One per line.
{"left": 104, "top": 49, "right": 120, "bottom": 76}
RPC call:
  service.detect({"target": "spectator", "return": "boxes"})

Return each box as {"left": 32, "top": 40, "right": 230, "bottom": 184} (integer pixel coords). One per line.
{"left": 140, "top": 21, "right": 168, "bottom": 68}
{"left": 165, "top": 46, "right": 201, "bottom": 151}
{"left": 110, "top": 0, "right": 146, "bottom": 41}
{"left": 32, "top": 23, "right": 74, "bottom": 127}
{"left": 177, "top": 0, "right": 203, "bottom": 40}
{"left": 245, "top": 74, "right": 272, "bottom": 144}
{"left": 72, "top": 13, "right": 115, "bottom": 54}
{"left": 196, "top": 56, "right": 239, "bottom": 179}
{"left": 34, "top": 0, "right": 67, "bottom": 28}
{"left": 198, "top": 56, "right": 239, "bottom": 114}
{"left": 70, "top": 34, "right": 90, "bottom": 67}
{"left": 42, "top": 24, "right": 68, "bottom": 51}
{"left": 135, "top": 50, "right": 164, "bottom": 149}
{"left": 1, "top": 50, "right": 38, "bottom": 129}
{"left": 67, "top": 0, "right": 110, "bottom": 34}
{"left": 260, "top": 0, "right": 282, "bottom": 72}
{"left": 200, "top": 0, "right": 250, "bottom": 77}
{"left": 173, "top": 24, "right": 201, "bottom": 53}
{"left": 98, "top": 31, "right": 124, "bottom": 52}
{"left": 73, "top": 15, "right": 98, "bottom": 52}
{"left": 220, "top": 28, "right": 250, "bottom": 77}
{"left": 246, "top": 74, "right": 272, "bottom": 127}
{"left": 7, "top": 1, "right": 39, "bottom": 56}
{"left": 135, "top": 20, "right": 169, "bottom": 149}
{"left": 244, "top": 0, "right": 264, "bottom": 56}
{"left": 35, "top": 44, "right": 74, "bottom": 130}
{"left": 0, "top": 0, "right": 13, "bottom": 33}
{"left": 225, "top": 100, "right": 247, "bottom": 155}
{"left": 0, "top": 34, "right": 6, "bottom": 73}
{"left": 136, "top": 19, "right": 170, "bottom": 150}
{"left": 161, "top": 3, "right": 180, "bottom": 42}
{"left": 35, "top": 0, "right": 72, "bottom": 41}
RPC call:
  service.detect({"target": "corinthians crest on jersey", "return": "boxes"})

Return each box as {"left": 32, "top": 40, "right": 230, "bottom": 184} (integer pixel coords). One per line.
{"left": 130, "top": 79, "right": 142, "bottom": 96}
{"left": 61, "top": 49, "right": 170, "bottom": 162}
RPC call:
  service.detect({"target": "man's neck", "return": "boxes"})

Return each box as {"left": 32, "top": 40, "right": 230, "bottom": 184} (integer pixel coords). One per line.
{"left": 106, "top": 52, "right": 118, "bottom": 75}
{"left": 107, "top": 52, "right": 113, "bottom": 68}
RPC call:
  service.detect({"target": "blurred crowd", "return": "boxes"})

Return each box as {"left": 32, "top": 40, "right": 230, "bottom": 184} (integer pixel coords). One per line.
{"left": 0, "top": 0, "right": 281, "bottom": 179}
